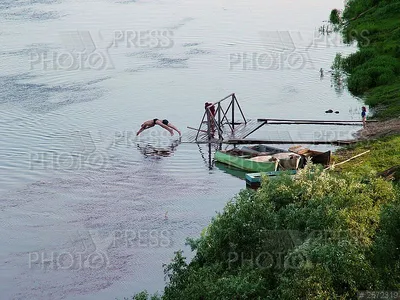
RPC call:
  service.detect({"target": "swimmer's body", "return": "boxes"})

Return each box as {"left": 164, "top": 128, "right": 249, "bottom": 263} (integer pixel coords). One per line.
{"left": 136, "top": 119, "right": 181, "bottom": 136}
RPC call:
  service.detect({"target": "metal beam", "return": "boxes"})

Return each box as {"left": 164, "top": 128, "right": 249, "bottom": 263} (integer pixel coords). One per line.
{"left": 225, "top": 139, "right": 356, "bottom": 145}
{"left": 257, "top": 118, "right": 377, "bottom": 123}
{"left": 241, "top": 121, "right": 267, "bottom": 139}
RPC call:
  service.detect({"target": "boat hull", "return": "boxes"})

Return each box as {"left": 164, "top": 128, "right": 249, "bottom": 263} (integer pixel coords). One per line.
{"left": 289, "top": 146, "right": 331, "bottom": 167}
{"left": 298, "top": 150, "right": 331, "bottom": 167}
{"left": 214, "top": 151, "right": 278, "bottom": 172}
{"left": 248, "top": 145, "right": 301, "bottom": 171}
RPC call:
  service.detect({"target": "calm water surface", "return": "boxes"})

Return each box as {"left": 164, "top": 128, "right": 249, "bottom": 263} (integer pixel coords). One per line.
{"left": 1, "top": 0, "right": 361, "bottom": 299}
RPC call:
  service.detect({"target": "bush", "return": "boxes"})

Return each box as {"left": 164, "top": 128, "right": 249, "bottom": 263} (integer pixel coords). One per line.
{"left": 125, "top": 291, "right": 161, "bottom": 300}
{"left": 372, "top": 199, "right": 400, "bottom": 289}
{"left": 345, "top": 55, "right": 400, "bottom": 95}
{"left": 341, "top": 48, "right": 376, "bottom": 73}
{"left": 158, "top": 164, "right": 398, "bottom": 299}
{"left": 330, "top": 9, "right": 341, "bottom": 25}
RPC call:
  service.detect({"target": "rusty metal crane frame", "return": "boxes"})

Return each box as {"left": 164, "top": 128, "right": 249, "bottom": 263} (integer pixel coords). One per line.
{"left": 195, "top": 93, "right": 247, "bottom": 143}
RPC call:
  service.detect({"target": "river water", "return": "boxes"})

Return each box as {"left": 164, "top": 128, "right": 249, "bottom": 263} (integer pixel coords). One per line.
{"left": 1, "top": 0, "right": 361, "bottom": 299}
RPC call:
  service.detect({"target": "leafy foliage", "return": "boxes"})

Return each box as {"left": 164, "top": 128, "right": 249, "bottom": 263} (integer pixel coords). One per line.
{"left": 123, "top": 291, "right": 161, "bottom": 300}
{"left": 146, "top": 164, "right": 399, "bottom": 299}
{"left": 372, "top": 200, "right": 400, "bottom": 288}
{"left": 346, "top": 55, "right": 400, "bottom": 95}
{"left": 329, "top": 0, "right": 400, "bottom": 118}
{"left": 329, "top": 9, "right": 341, "bottom": 25}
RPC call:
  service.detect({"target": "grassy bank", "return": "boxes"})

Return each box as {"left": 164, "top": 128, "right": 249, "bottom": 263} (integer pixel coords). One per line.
{"left": 330, "top": 0, "right": 400, "bottom": 119}
{"left": 129, "top": 163, "right": 400, "bottom": 299}
{"left": 333, "top": 135, "right": 400, "bottom": 178}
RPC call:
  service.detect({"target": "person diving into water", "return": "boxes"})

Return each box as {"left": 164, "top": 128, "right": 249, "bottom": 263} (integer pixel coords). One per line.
{"left": 136, "top": 119, "right": 181, "bottom": 136}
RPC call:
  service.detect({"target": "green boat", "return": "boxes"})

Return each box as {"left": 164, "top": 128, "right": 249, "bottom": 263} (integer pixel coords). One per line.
{"left": 214, "top": 149, "right": 279, "bottom": 172}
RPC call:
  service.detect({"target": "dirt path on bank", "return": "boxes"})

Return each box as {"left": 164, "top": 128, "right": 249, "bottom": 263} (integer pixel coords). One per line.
{"left": 355, "top": 119, "right": 400, "bottom": 140}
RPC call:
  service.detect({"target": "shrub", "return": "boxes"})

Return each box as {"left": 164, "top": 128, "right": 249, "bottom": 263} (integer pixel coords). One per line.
{"left": 330, "top": 9, "right": 341, "bottom": 25}
{"left": 372, "top": 199, "right": 400, "bottom": 289}
{"left": 341, "top": 48, "right": 376, "bottom": 73}
{"left": 345, "top": 55, "right": 400, "bottom": 94}
{"left": 158, "top": 164, "right": 397, "bottom": 299}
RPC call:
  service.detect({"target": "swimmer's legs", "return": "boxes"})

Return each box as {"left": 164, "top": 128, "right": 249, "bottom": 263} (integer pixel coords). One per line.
{"left": 166, "top": 122, "right": 181, "bottom": 136}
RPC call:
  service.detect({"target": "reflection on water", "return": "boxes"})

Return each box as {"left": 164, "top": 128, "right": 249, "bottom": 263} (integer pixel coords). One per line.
{"left": 214, "top": 161, "right": 247, "bottom": 180}
{"left": 136, "top": 138, "right": 181, "bottom": 157}
{"left": 197, "top": 143, "right": 217, "bottom": 170}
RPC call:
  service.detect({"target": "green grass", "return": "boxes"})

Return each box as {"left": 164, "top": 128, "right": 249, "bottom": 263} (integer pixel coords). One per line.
{"left": 366, "top": 81, "right": 400, "bottom": 118}
{"left": 333, "top": 135, "right": 400, "bottom": 176}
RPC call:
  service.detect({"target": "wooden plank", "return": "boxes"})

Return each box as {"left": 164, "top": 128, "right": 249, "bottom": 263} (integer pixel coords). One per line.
{"left": 224, "top": 119, "right": 262, "bottom": 139}
{"left": 262, "top": 121, "right": 363, "bottom": 126}
{"left": 258, "top": 118, "right": 377, "bottom": 123}
{"left": 184, "top": 118, "right": 361, "bottom": 144}
{"left": 187, "top": 126, "right": 208, "bottom": 133}
{"left": 226, "top": 139, "right": 356, "bottom": 145}
{"left": 242, "top": 121, "right": 267, "bottom": 138}
{"left": 325, "top": 150, "right": 370, "bottom": 169}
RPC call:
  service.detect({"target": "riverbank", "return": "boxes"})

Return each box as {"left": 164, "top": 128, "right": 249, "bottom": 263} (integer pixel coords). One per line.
{"left": 130, "top": 157, "right": 400, "bottom": 299}
{"left": 328, "top": 0, "right": 400, "bottom": 180}
{"left": 330, "top": 0, "right": 400, "bottom": 119}
{"left": 333, "top": 134, "right": 400, "bottom": 179}
{"left": 332, "top": 115, "right": 400, "bottom": 180}
{"left": 356, "top": 118, "right": 400, "bottom": 140}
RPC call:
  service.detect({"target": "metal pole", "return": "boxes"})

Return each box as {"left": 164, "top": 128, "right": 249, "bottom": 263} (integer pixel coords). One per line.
{"left": 234, "top": 94, "right": 247, "bottom": 124}
{"left": 211, "top": 112, "right": 223, "bottom": 141}
{"left": 218, "top": 103, "right": 222, "bottom": 140}
{"left": 208, "top": 142, "right": 212, "bottom": 170}
{"left": 196, "top": 112, "right": 206, "bottom": 142}
{"left": 242, "top": 121, "right": 267, "bottom": 139}
{"left": 231, "top": 94, "right": 235, "bottom": 130}
{"left": 211, "top": 93, "right": 234, "bottom": 106}
{"left": 206, "top": 108, "right": 211, "bottom": 142}
{"left": 220, "top": 105, "right": 234, "bottom": 132}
